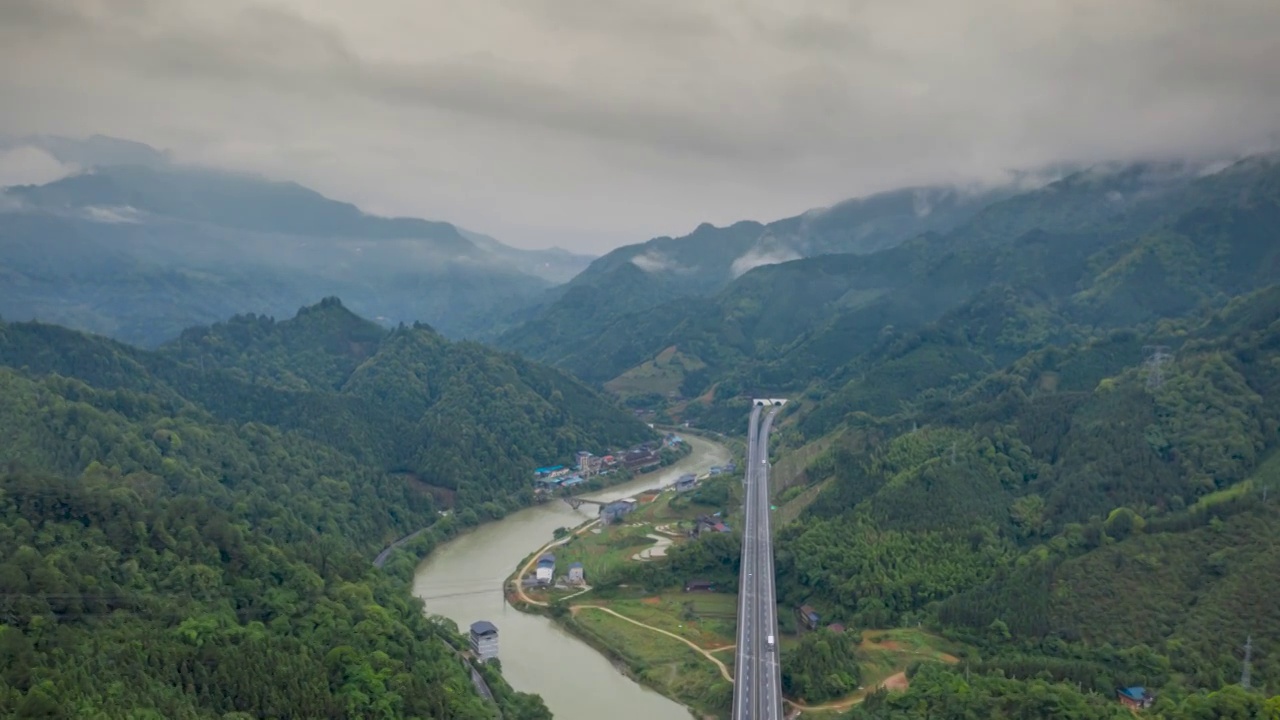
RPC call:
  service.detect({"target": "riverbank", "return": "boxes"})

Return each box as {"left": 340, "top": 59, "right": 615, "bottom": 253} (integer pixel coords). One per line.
{"left": 504, "top": 470, "right": 967, "bottom": 719}
{"left": 535, "top": 437, "right": 694, "bottom": 506}
{"left": 506, "top": 473, "right": 745, "bottom": 718}
{"left": 411, "top": 434, "right": 731, "bottom": 720}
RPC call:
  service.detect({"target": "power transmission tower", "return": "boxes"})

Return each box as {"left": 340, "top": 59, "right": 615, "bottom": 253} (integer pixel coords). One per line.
{"left": 1142, "top": 345, "right": 1173, "bottom": 389}
{"left": 1242, "top": 635, "right": 1253, "bottom": 690}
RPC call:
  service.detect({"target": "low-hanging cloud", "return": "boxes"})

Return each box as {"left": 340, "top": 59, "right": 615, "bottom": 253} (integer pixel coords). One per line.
{"left": 731, "top": 244, "right": 802, "bottom": 278}
{"left": 2, "top": 0, "right": 1279, "bottom": 252}
{"left": 0, "top": 144, "right": 79, "bottom": 188}
{"left": 630, "top": 250, "right": 681, "bottom": 273}
{"left": 83, "top": 205, "right": 144, "bottom": 224}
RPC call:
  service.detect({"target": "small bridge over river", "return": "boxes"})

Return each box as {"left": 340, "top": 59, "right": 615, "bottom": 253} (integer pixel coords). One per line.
{"left": 563, "top": 497, "right": 607, "bottom": 510}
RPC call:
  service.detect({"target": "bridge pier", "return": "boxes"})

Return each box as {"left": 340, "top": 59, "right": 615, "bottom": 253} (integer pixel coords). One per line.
{"left": 563, "top": 496, "right": 606, "bottom": 511}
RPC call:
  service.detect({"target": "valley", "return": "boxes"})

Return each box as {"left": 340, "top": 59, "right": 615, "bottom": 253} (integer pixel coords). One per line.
{"left": 410, "top": 434, "right": 732, "bottom": 720}
{"left": 473, "top": 153, "right": 1280, "bottom": 719}
{"left": 4, "top": 0, "right": 1280, "bottom": 711}
{"left": 2, "top": 141, "right": 1280, "bottom": 719}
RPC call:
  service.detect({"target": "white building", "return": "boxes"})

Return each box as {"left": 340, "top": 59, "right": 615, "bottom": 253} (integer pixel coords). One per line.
{"left": 535, "top": 553, "right": 555, "bottom": 584}
{"left": 470, "top": 621, "right": 499, "bottom": 662}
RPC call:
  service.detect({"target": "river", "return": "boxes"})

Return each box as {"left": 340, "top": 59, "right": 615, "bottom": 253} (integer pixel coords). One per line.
{"left": 411, "top": 434, "right": 732, "bottom": 719}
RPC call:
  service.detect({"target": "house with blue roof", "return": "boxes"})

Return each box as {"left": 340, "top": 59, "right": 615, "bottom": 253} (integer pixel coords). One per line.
{"left": 1116, "top": 686, "right": 1154, "bottom": 709}
{"left": 600, "top": 498, "right": 638, "bottom": 523}
{"left": 535, "top": 554, "right": 555, "bottom": 584}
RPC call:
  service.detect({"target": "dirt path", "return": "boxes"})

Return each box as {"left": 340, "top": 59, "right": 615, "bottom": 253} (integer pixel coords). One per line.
{"left": 879, "top": 672, "right": 908, "bottom": 691}
{"left": 785, "top": 669, "right": 918, "bottom": 713}
{"left": 512, "top": 526, "right": 736, "bottom": 685}
{"left": 571, "top": 605, "right": 735, "bottom": 682}
{"left": 631, "top": 533, "right": 673, "bottom": 561}
{"left": 512, "top": 519, "right": 600, "bottom": 607}
{"left": 372, "top": 525, "right": 432, "bottom": 568}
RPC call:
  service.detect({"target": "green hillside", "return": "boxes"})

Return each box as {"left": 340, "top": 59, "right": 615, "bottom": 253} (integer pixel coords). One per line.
{"left": 767, "top": 282, "right": 1280, "bottom": 715}
{"left": 0, "top": 300, "right": 651, "bottom": 717}
{"left": 557, "top": 158, "right": 1280, "bottom": 716}
{"left": 493, "top": 181, "right": 1035, "bottom": 359}
{"left": 522, "top": 155, "right": 1280, "bottom": 446}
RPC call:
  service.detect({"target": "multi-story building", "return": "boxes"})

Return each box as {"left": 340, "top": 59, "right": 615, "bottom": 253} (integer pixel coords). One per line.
{"left": 469, "top": 621, "right": 499, "bottom": 662}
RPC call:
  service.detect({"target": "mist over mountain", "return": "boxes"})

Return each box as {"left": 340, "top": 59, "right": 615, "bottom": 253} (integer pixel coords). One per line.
{"left": 1, "top": 133, "right": 172, "bottom": 171}
{"left": 490, "top": 154, "right": 1279, "bottom": 431}
{"left": 500, "top": 152, "right": 1280, "bottom": 714}
{"left": 4, "top": 133, "right": 1280, "bottom": 718}
{"left": 487, "top": 181, "right": 1035, "bottom": 353}
{"left": 5, "top": 0, "right": 1280, "bottom": 715}
{"left": 0, "top": 136, "right": 594, "bottom": 346}
{"left": 493, "top": 157, "right": 1231, "bottom": 365}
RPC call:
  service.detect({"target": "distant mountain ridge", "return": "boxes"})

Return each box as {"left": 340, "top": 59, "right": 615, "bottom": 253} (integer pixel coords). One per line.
{"left": 495, "top": 158, "right": 1229, "bottom": 380}
{"left": 1, "top": 132, "right": 172, "bottom": 169}
{"left": 490, "top": 183, "right": 1026, "bottom": 353}
{"left": 0, "top": 135, "right": 595, "bottom": 346}
{"left": 489, "top": 154, "right": 1280, "bottom": 440}
{"left": 6, "top": 163, "right": 475, "bottom": 248}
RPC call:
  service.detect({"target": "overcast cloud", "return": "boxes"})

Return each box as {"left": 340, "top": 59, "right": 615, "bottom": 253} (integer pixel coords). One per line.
{"left": 2, "top": 0, "right": 1279, "bottom": 251}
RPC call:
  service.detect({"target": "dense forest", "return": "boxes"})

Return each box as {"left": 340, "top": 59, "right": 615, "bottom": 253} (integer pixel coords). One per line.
{"left": 848, "top": 664, "right": 1280, "bottom": 719}
{"left": 764, "top": 242, "right": 1280, "bottom": 709}
{"left": 0, "top": 301, "right": 651, "bottom": 716}
{"left": 497, "top": 155, "right": 1280, "bottom": 436}
{"left": 5, "top": 151, "right": 1280, "bottom": 717}
{"left": 542, "top": 155, "right": 1280, "bottom": 716}
{"left": 780, "top": 628, "right": 863, "bottom": 703}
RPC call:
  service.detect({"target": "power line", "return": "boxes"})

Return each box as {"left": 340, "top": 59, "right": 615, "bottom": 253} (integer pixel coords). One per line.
{"left": 1142, "top": 345, "right": 1173, "bottom": 389}
{"left": 1242, "top": 635, "right": 1253, "bottom": 690}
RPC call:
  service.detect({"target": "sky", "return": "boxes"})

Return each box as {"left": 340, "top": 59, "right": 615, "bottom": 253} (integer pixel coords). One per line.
{"left": 2, "top": 0, "right": 1279, "bottom": 253}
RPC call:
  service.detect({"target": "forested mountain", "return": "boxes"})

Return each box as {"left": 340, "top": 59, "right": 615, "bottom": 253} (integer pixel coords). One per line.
{"left": 0, "top": 300, "right": 650, "bottom": 716}
{"left": 499, "top": 156, "right": 1277, "bottom": 436}
{"left": 0, "top": 136, "right": 593, "bottom": 346}
{"left": 777, "top": 278, "right": 1280, "bottom": 718}
{"left": 563, "top": 154, "right": 1280, "bottom": 716}
{"left": 1, "top": 133, "right": 172, "bottom": 169}
{"left": 493, "top": 181, "right": 1032, "bottom": 354}
{"left": 493, "top": 162, "right": 1219, "bottom": 366}
{"left": 744, "top": 165, "right": 1280, "bottom": 714}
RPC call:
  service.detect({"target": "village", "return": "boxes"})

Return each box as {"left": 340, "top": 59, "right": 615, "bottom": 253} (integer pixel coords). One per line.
{"left": 517, "top": 455, "right": 739, "bottom": 595}
{"left": 529, "top": 431, "right": 694, "bottom": 499}
{"left": 466, "top": 437, "right": 995, "bottom": 719}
